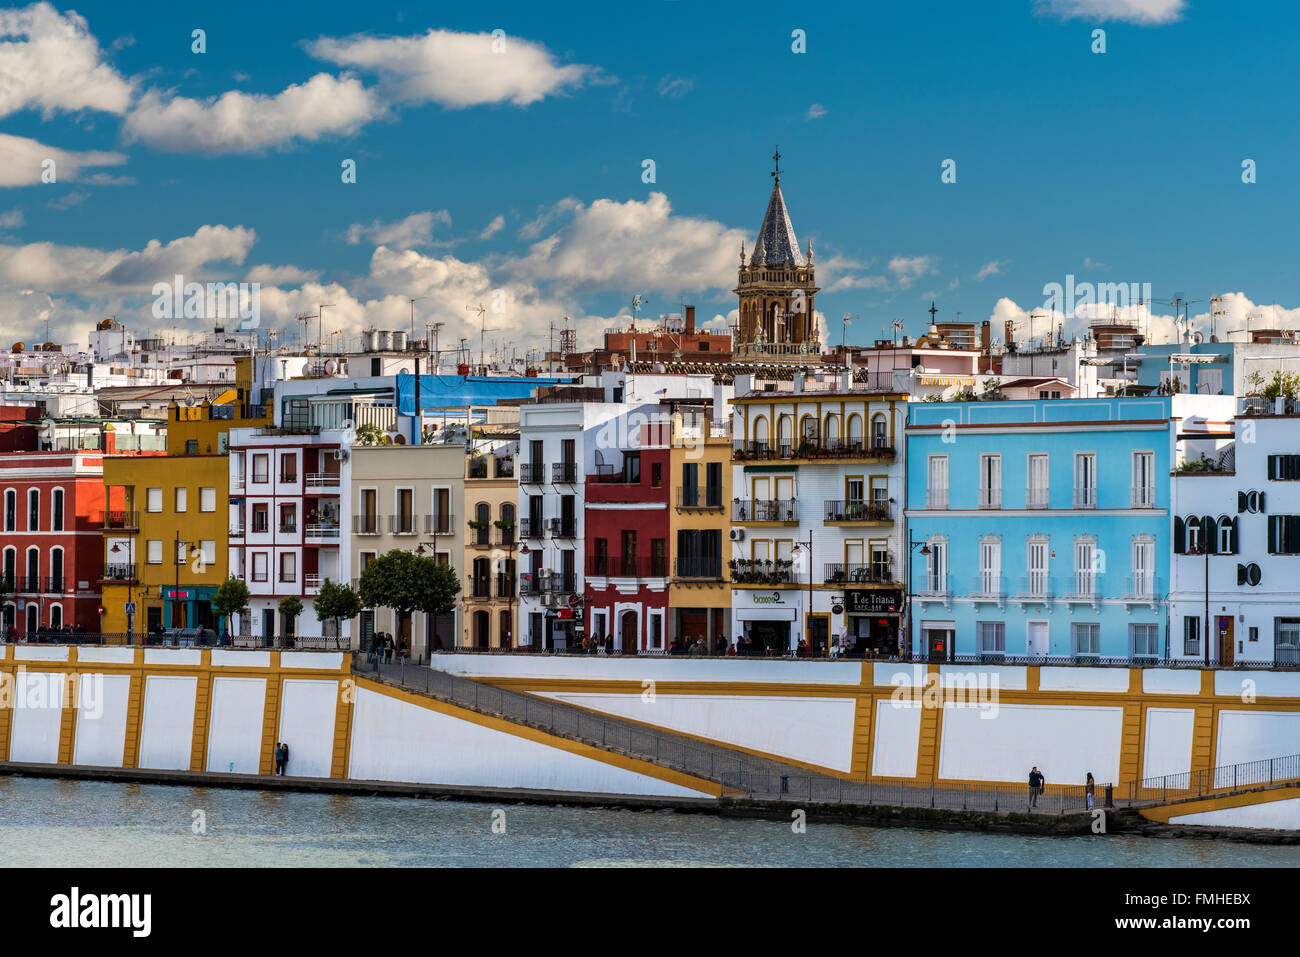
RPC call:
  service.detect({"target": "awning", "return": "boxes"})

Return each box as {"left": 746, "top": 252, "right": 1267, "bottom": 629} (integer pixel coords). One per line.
{"left": 734, "top": 607, "right": 797, "bottom": 622}
{"left": 919, "top": 375, "right": 974, "bottom": 387}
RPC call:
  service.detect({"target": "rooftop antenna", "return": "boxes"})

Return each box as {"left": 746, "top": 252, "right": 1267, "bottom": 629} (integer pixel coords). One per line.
{"left": 317, "top": 304, "right": 334, "bottom": 356}
{"left": 840, "top": 313, "right": 856, "bottom": 352}
{"left": 1210, "top": 294, "right": 1227, "bottom": 341}
{"left": 294, "top": 312, "right": 317, "bottom": 351}
{"left": 427, "top": 320, "right": 445, "bottom": 371}
{"left": 408, "top": 297, "right": 428, "bottom": 344}
{"left": 465, "top": 303, "right": 495, "bottom": 373}
{"left": 630, "top": 295, "right": 648, "bottom": 331}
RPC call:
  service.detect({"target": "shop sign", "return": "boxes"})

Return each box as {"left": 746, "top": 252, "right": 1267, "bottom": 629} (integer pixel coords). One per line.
{"left": 846, "top": 590, "right": 902, "bottom": 614}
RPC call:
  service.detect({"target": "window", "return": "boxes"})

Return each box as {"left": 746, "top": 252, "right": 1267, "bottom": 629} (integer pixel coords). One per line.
{"left": 280, "top": 453, "right": 297, "bottom": 483}
{"left": 649, "top": 611, "right": 664, "bottom": 650}
{"left": 1217, "top": 515, "right": 1235, "bottom": 554}
{"left": 1183, "top": 616, "right": 1201, "bottom": 656}
{"left": 26, "top": 489, "right": 38, "bottom": 530}
{"left": 360, "top": 489, "right": 378, "bottom": 533}
{"left": 252, "top": 503, "right": 269, "bottom": 533}
{"left": 175, "top": 487, "right": 187, "bottom": 512}
{"left": 651, "top": 462, "right": 662, "bottom": 488}
{"left": 979, "top": 454, "right": 1001, "bottom": 508}
{"left": 872, "top": 414, "right": 888, "bottom": 449}
{"left": 1072, "top": 622, "right": 1100, "bottom": 658}
{"left": 51, "top": 489, "right": 63, "bottom": 531}
{"left": 49, "top": 548, "right": 63, "bottom": 590}
{"left": 680, "top": 462, "right": 698, "bottom": 506}
{"left": 978, "top": 539, "right": 1001, "bottom": 594}
{"left": 1278, "top": 619, "right": 1300, "bottom": 664}
{"left": 186, "top": 439, "right": 199, "bottom": 455}
{"left": 147, "top": 540, "right": 162, "bottom": 565}
{"left": 1268, "top": 515, "right": 1300, "bottom": 555}
{"left": 176, "top": 540, "right": 188, "bottom": 565}
{"left": 4, "top": 490, "right": 14, "bottom": 531}
{"left": 1131, "top": 538, "right": 1154, "bottom": 597}
{"left": 1268, "top": 455, "right": 1300, "bottom": 480}
{"left": 706, "top": 462, "right": 723, "bottom": 507}
{"left": 252, "top": 454, "right": 269, "bottom": 484}
{"left": 1132, "top": 451, "right": 1155, "bottom": 506}
{"left": 1027, "top": 454, "right": 1049, "bottom": 508}
{"left": 146, "top": 488, "right": 162, "bottom": 512}
{"left": 280, "top": 504, "right": 297, "bottom": 532}
{"left": 397, "top": 489, "right": 415, "bottom": 535}
{"left": 1250, "top": 626, "right": 1259, "bottom": 643}
{"left": 1074, "top": 538, "right": 1097, "bottom": 595}
{"left": 621, "top": 453, "right": 641, "bottom": 484}
{"left": 977, "top": 622, "right": 1005, "bottom": 657}
{"left": 279, "top": 552, "right": 296, "bottom": 583}
{"left": 1131, "top": 623, "right": 1159, "bottom": 659}
{"left": 925, "top": 539, "right": 947, "bottom": 592}
{"left": 927, "top": 455, "right": 948, "bottom": 509}
{"left": 1027, "top": 538, "right": 1049, "bottom": 595}
{"left": 1074, "top": 453, "right": 1096, "bottom": 508}
{"left": 200, "top": 487, "right": 216, "bottom": 512}
{"left": 200, "top": 540, "right": 216, "bottom": 566}
{"left": 253, "top": 552, "right": 268, "bottom": 581}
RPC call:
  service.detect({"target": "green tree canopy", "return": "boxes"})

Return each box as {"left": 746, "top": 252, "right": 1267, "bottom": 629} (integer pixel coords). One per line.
{"left": 358, "top": 550, "right": 460, "bottom": 617}
{"left": 213, "top": 576, "right": 250, "bottom": 636}
{"left": 314, "top": 578, "right": 361, "bottom": 635}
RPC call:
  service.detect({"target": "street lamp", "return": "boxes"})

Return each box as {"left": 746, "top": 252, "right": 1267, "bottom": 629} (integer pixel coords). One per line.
{"left": 906, "top": 537, "right": 932, "bottom": 661}
{"left": 110, "top": 541, "right": 135, "bottom": 644}
{"left": 792, "top": 535, "right": 816, "bottom": 657}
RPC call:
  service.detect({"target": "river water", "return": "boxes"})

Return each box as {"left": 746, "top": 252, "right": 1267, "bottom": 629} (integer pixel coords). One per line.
{"left": 1, "top": 776, "right": 1295, "bottom": 867}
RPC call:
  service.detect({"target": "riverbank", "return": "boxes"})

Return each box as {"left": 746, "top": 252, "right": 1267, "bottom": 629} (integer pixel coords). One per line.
{"left": 5, "top": 760, "right": 1296, "bottom": 846}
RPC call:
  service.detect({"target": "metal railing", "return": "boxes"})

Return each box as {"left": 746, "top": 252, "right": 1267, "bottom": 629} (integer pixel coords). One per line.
{"left": 546, "top": 517, "right": 576, "bottom": 538}
{"left": 105, "top": 510, "right": 139, "bottom": 529}
{"left": 823, "top": 500, "right": 892, "bottom": 522}
{"left": 100, "top": 562, "right": 137, "bottom": 581}
{"left": 969, "top": 574, "right": 1006, "bottom": 600}
{"left": 353, "top": 515, "right": 381, "bottom": 535}
{"left": 1073, "top": 486, "right": 1097, "bottom": 509}
{"left": 1131, "top": 485, "right": 1156, "bottom": 508}
{"left": 425, "top": 514, "right": 454, "bottom": 535}
{"left": 305, "top": 472, "right": 340, "bottom": 488}
{"left": 1025, "top": 488, "right": 1050, "bottom": 509}
{"left": 676, "top": 486, "right": 725, "bottom": 509}
{"left": 915, "top": 573, "right": 950, "bottom": 600}
{"left": 1015, "top": 575, "right": 1053, "bottom": 600}
{"left": 1127, "top": 750, "right": 1300, "bottom": 803}
{"left": 519, "top": 517, "right": 541, "bottom": 539}
{"left": 824, "top": 562, "right": 895, "bottom": 585}
{"left": 978, "top": 486, "right": 1002, "bottom": 509}
{"left": 551, "top": 462, "right": 577, "bottom": 484}
{"left": 387, "top": 515, "right": 417, "bottom": 536}
{"left": 674, "top": 556, "right": 723, "bottom": 579}
{"left": 729, "top": 561, "right": 796, "bottom": 585}
{"left": 587, "top": 556, "right": 669, "bottom": 578}
{"left": 732, "top": 499, "right": 798, "bottom": 522}
{"left": 926, "top": 487, "right": 949, "bottom": 509}
{"left": 520, "top": 463, "right": 545, "bottom": 484}
{"left": 305, "top": 523, "right": 341, "bottom": 540}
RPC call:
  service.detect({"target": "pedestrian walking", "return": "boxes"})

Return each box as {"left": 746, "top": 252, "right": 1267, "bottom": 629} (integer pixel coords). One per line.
{"left": 1028, "top": 766, "right": 1045, "bottom": 809}
{"left": 273, "top": 742, "right": 284, "bottom": 775}
{"left": 1085, "top": 771, "right": 1095, "bottom": 810}
{"left": 282, "top": 742, "right": 291, "bottom": 776}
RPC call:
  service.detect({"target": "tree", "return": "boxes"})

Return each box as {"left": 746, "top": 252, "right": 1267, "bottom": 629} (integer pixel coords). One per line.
{"left": 358, "top": 551, "right": 461, "bottom": 650}
{"left": 278, "top": 595, "right": 304, "bottom": 638}
{"left": 213, "top": 576, "right": 250, "bottom": 641}
{"left": 313, "top": 579, "right": 361, "bottom": 641}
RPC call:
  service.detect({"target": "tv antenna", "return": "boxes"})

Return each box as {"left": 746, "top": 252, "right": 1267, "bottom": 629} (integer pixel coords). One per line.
{"left": 408, "top": 297, "right": 428, "bottom": 343}
{"left": 465, "top": 303, "right": 495, "bottom": 372}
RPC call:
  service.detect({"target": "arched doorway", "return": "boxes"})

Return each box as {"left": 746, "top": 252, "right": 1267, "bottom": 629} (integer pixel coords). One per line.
{"left": 25, "top": 604, "right": 37, "bottom": 634}
{"left": 473, "top": 610, "right": 489, "bottom": 649}
{"left": 619, "top": 610, "right": 638, "bottom": 655}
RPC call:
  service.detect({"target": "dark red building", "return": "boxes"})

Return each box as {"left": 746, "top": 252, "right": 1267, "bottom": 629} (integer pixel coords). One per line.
{"left": 583, "top": 419, "right": 671, "bottom": 652}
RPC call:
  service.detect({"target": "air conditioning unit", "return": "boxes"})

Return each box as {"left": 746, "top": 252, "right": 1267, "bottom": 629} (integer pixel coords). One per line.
{"left": 333, "top": 449, "right": 349, "bottom": 461}
{"left": 729, "top": 528, "right": 745, "bottom": 541}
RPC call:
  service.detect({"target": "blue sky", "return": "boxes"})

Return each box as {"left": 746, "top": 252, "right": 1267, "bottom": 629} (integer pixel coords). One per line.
{"left": 2, "top": 0, "right": 1298, "bottom": 355}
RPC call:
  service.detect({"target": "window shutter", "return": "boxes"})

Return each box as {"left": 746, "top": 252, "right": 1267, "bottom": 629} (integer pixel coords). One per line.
{"left": 1269, "top": 516, "right": 1278, "bottom": 555}
{"left": 1174, "top": 516, "right": 1185, "bottom": 554}
{"left": 1258, "top": 491, "right": 1266, "bottom": 512}
{"left": 1203, "top": 515, "right": 1218, "bottom": 554}
{"left": 1238, "top": 563, "right": 1247, "bottom": 586}
{"left": 1229, "top": 516, "right": 1239, "bottom": 555}
{"left": 1238, "top": 491, "right": 1247, "bottom": 513}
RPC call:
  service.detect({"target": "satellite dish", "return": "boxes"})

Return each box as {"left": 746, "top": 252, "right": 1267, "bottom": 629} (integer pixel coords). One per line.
{"left": 11, "top": 342, "right": 23, "bottom": 353}
{"left": 323, "top": 359, "right": 338, "bottom": 375}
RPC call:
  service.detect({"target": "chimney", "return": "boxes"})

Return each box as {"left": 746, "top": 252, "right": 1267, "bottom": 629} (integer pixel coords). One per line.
{"left": 841, "top": 355, "right": 853, "bottom": 392}
{"left": 981, "top": 320, "right": 991, "bottom": 351}
{"left": 685, "top": 305, "right": 696, "bottom": 335}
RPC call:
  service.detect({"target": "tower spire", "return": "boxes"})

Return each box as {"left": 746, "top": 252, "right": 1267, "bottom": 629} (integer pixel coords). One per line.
{"left": 772, "top": 145, "right": 782, "bottom": 182}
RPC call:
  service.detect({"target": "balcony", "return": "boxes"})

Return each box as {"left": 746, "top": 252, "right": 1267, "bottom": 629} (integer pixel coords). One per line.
{"left": 1123, "top": 574, "right": 1160, "bottom": 609}
{"left": 915, "top": 573, "right": 951, "bottom": 606}
{"left": 230, "top": 523, "right": 246, "bottom": 538}
{"left": 1025, "top": 488, "right": 1050, "bottom": 509}
{"left": 520, "top": 463, "right": 545, "bottom": 484}
{"left": 978, "top": 487, "right": 1002, "bottom": 509}
{"left": 1131, "top": 485, "right": 1156, "bottom": 508}
{"left": 673, "top": 556, "right": 723, "bottom": 580}
{"left": 1073, "top": 487, "right": 1097, "bottom": 509}
{"left": 44, "top": 576, "right": 65, "bottom": 592}
{"left": 100, "top": 562, "right": 137, "bottom": 582}
{"left": 519, "top": 517, "right": 542, "bottom": 539}
{"left": 1014, "top": 575, "right": 1054, "bottom": 603}
{"left": 496, "top": 574, "right": 515, "bottom": 598}
{"left": 546, "top": 517, "right": 576, "bottom": 539}
{"left": 926, "top": 487, "right": 949, "bottom": 510}
{"left": 732, "top": 499, "right": 798, "bottom": 524}
{"left": 105, "top": 510, "right": 139, "bottom": 530}
{"left": 467, "top": 458, "right": 488, "bottom": 479}
{"left": 969, "top": 574, "right": 1007, "bottom": 607}
{"left": 469, "top": 577, "right": 493, "bottom": 599}
{"left": 676, "top": 486, "right": 724, "bottom": 510}
{"left": 732, "top": 440, "right": 897, "bottom": 463}
{"left": 279, "top": 522, "right": 297, "bottom": 534}
{"left": 388, "top": 515, "right": 417, "bottom": 536}
{"left": 305, "top": 472, "right": 341, "bottom": 490}
{"left": 587, "top": 556, "right": 669, "bottom": 579}
{"left": 17, "top": 575, "right": 40, "bottom": 593}
{"left": 1063, "top": 573, "right": 1102, "bottom": 608}
{"left": 729, "top": 559, "right": 796, "bottom": 585}
{"left": 466, "top": 521, "right": 492, "bottom": 547}
{"left": 495, "top": 525, "right": 516, "bottom": 547}
{"left": 551, "top": 462, "right": 577, "bottom": 484}
{"left": 426, "top": 514, "right": 454, "bottom": 535}
{"left": 824, "top": 562, "right": 895, "bottom": 585}
{"left": 353, "top": 515, "right": 381, "bottom": 536}
{"left": 519, "top": 572, "right": 547, "bottom": 596}
{"left": 305, "top": 523, "right": 341, "bottom": 542}
{"left": 823, "top": 500, "right": 892, "bottom": 524}
{"left": 305, "top": 574, "right": 322, "bottom": 593}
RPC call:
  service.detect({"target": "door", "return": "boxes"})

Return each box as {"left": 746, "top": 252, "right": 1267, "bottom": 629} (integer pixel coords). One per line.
{"left": 774, "top": 476, "right": 795, "bottom": 519}
{"left": 1218, "top": 615, "right": 1234, "bottom": 666}
{"left": 262, "top": 609, "right": 276, "bottom": 646}
{"left": 1027, "top": 621, "right": 1049, "bottom": 657}
{"left": 619, "top": 610, "right": 638, "bottom": 654}
{"left": 806, "top": 613, "right": 829, "bottom": 656}
{"left": 1028, "top": 540, "right": 1048, "bottom": 596}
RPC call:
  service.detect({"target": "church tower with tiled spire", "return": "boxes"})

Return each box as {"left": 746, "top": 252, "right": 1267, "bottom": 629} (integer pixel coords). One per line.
{"left": 734, "top": 148, "right": 821, "bottom": 361}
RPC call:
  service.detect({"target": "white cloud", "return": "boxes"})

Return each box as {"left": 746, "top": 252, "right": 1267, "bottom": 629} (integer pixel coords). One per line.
{"left": 306, "top": 28, "right": 592, "bottom": 108}
{"left": 518, "top": 197, "right": 581, "bottom": 240}
{"left": 479, "top": 215, "right": 505, "bottom": 240}
{"left": 244, "top": 264, "right": 321, "bottom": 286}
{"left": 0, "top": 2, "right": 133, "bottom": 118}
{"left": 657, "top": 75, "right": 693, "bottom": 99}
{"left": 0, "top": 209, "right": 24, "bottom": 228}
{"left": 1034, "top": 0, "right": 1184, "bottom": 25}
{"left": 976, "top": 260, "right": 1005, "bottom": 280}
{"left": 0, "top": 132, "right": 127, "bottom": 187}
{"left": 806, "top": 103, "right": 828, "bottom": 120}
{"left": 888, "top": 255, "right": 937, "bottom": 286}
{"left": 345, "top": 210, "right": 451, "bottom": 249}
{"left": 123, "top": 74, "right": 378, "bottom": 154}
{"left": 46, "top": 190, "right": 86, "bottom": 210}
{"left": 503, "top": 192, "right": 748, "bottom": 296}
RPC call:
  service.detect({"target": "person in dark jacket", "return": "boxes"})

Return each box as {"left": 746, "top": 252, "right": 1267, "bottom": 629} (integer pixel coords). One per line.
{"left": 1028, "top": 766, "right": 1045, "bottom": 808}
{"left": 604, "top": 634, "right": 614, "bottom": 655}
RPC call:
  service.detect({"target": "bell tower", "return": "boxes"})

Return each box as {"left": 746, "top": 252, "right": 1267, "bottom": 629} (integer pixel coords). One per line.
{"left": 734, "top": 148, "right": 821, "bottom": 361}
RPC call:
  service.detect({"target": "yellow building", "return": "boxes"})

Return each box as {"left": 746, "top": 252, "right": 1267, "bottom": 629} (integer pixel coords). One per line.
{"left": 462, "top": 447, "right": 519, "bottom": 648}
{"left": 668, "top": 410, "right": 732, "bottom": 652}
{"left": 101, "top": 398, "right": 269, "bottom": 641}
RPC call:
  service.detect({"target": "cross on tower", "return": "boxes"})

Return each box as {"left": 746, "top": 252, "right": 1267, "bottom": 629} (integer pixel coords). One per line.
{"left": 929, "top": 301, "right": 938, "bottom": 323}
{"left": 772, "top": 146, "right": 781, "bottom": 181}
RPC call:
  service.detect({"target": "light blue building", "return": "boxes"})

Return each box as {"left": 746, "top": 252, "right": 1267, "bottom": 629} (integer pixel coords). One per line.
{"left": 904, "top": 397, "right": 1179, "bottom": 662}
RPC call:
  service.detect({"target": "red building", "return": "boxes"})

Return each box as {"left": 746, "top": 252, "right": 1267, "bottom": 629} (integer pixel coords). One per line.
{"left": 0, "top": 451, "right": 126, "bottom": 633}
{"left": 583, "top": 419, "right": 671, "bottom": 652}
